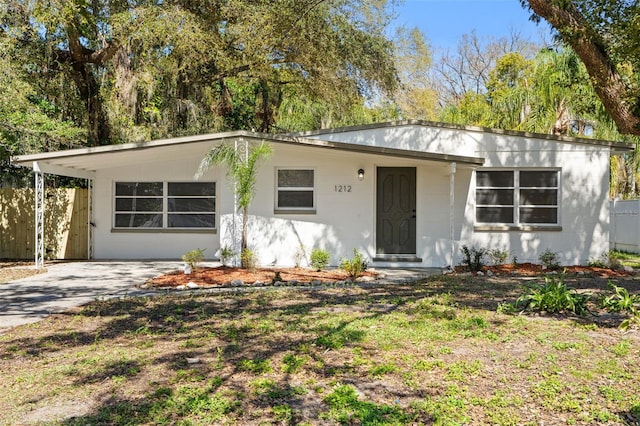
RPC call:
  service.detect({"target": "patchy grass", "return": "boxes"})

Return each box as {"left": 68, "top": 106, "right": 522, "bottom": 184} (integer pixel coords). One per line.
{"left": 0, "top": 275, "right": 639, "bottom": 425}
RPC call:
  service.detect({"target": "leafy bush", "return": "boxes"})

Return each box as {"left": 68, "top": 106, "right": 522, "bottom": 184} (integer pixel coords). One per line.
{"left": 240, "top": 248, "right": 257, "bottom": 270}
{"left": 538, "top": 249, "right": 560, "bottom": 269}
{"left": 182, "top": 248, "right": 206, "bottom": 271}
{"left": 339, "top": 249, "right": 368, "bottom": 279}
{"left": 601, "top": 282, "right": 640, "bottom": 329}
{"left": 487, "top": 248, "right": 509, "bottom": 265}
{"left": 589, "top": 251, "right": 623, "bottom": 270}
{"left": 601, "top": 282, "right": 639, "bottom": 314}
{"left": 515, "top": 276, "right": 589, "bottom": 315}
{"left": 310, "top": 249, "right": 331, "bottom": 271}
{"left": 220, "top": 246, "right": 234, "bottom": 266}
{"left": 460, "top": 245, "right": 486, "bottom": 272}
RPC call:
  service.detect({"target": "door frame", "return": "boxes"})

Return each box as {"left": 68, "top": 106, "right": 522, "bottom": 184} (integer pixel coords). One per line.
{"left": 374, "top": 166, "right": 418, "bottom": 258}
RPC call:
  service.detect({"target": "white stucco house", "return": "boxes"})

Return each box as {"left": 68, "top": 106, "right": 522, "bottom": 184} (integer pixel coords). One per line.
{"left": 12, "top": 120, "right": 633, "bottom": 268}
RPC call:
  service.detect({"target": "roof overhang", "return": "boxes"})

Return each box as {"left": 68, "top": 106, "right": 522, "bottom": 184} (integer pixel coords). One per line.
{"left": 12, "top": 130, "right": 484, "bottom": 178}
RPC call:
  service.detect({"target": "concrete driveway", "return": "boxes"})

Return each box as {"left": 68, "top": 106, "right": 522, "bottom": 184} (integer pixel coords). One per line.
{"left": 0, "top": 261, "right": 181, "bottom": 331}
{"left": 0, "top": 261, "right": 441, "bottom": 332}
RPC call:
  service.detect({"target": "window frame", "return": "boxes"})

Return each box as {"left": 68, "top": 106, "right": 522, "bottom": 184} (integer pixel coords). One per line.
{"left": 274, "top": 167, "right": 316, "bottom": 214}
{"left": 113, "top": 181, "right": 216, "bottom": 232}
{"left": 474, "top": 168, "right": 561, "bottom": 230}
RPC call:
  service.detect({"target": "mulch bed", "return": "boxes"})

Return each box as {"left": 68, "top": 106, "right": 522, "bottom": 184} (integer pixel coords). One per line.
{"left": 146, "top": 266, "right": 377, "bottom": 288}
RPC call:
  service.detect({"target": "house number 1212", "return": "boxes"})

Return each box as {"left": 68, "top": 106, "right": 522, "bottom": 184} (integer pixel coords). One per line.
{"left": 334, "top": 185, "right": 352, "bottom": 193}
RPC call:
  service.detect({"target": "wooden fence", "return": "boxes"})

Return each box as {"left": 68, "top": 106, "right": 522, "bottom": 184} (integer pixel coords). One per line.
{"left": 0, "top": 188, "right": 88, "bottom": 259}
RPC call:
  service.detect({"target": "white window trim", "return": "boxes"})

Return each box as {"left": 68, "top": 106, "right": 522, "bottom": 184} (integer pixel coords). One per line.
{"left": 474, "top": 168, "right": 561, "bottom": 230}
{"left": 274, "top": 167, "right": 316, "bottom": 214}
{"left": 113, "top": 181, "right": 217, "bottom": 231}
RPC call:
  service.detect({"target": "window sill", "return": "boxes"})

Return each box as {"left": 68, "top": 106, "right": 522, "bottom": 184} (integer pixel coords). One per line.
{"left": 111, "top": 228, "right": 217, "bottom": 234}
{"left": 474, "top": 225, "right": 562, "bottom": 232}
{"left": 274, "top": 209, "right": 317, "bottom": 215}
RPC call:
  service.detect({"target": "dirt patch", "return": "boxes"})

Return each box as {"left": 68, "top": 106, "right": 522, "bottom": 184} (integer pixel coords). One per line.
{"left": 146, "top": 266, "right": 377, "bottom": 288}
{"left": 0, "top": 261, "right": 46, "bottom": 284}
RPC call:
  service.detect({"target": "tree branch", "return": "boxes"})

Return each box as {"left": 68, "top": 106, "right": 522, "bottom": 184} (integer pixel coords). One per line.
{"left": 526, "top": 0, "right": 640, "bottom": 135}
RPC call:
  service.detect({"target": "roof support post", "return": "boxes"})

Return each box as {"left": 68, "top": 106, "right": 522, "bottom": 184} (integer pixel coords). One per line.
{"left": 87, "top": 178, "right": 94, "bottom": 260}
{"left": 449, "top": 162, "right": 457, "bottom": 269}
{"left": 34, "top": 162, "right": 45, "bottom": 269}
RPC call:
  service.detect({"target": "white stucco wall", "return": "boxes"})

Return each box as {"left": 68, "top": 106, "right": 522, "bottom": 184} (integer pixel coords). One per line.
{"left": 313, "top": 124, "right": 612, "bottom": 265}
{"left": 89, "top": 124, "right": 612, "bottom": 267}
{"left": 92, "top": 151, "right": 223, "bottom": 260}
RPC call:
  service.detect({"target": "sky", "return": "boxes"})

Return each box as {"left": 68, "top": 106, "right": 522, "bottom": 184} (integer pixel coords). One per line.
{"left": 393, "top": 0, "right": 553, "bottom": 51}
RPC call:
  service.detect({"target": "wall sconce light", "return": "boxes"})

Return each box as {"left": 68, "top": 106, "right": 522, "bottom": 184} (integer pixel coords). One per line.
{"left": 357, "top": 168, "right": 365, "bottom": 181}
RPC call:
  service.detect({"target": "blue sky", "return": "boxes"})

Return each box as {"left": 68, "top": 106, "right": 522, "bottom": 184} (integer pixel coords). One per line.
{"left": 393, "top": 0, "right": 552, "bottom": 50}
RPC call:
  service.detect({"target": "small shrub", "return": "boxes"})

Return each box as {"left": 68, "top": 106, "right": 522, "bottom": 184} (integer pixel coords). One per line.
{"left": 487, "top": 248, "right": 509, "bottom": 265}
{"left": 240, "top": 248, "right": 257, "bottom": 270}
{"left": 271, "top": 271, "right": 283, "bottom": 284}
{"left": 219, "top": 246, "right": 234, "bottom": 266}
{"left": 601, "top": 282, "right": 640, "bottom": 314}
{"left": 182, "top": 248, "right": 206, "bottom": 271}
{"left": 460, "top": 245, "right": 486, "bottom": 272}
{"left": 339, "top": 249, "right": 368, "bottom": 279}
{"left": 515, "top": 276, "right": 589, "bottom": 315}
{"left": 310, "top": 248, "right": 331, "bottom": 271}
{"left": 538, "top": 249, "right": 560, "bottom": 269}
{"left": 601, "top": 282, "right": 640, "bottom": 330}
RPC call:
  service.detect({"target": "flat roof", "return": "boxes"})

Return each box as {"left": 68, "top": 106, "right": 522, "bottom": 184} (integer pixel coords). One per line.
{"left": 288, "top": 120, "right": 636, "bottom": 152}
{"left": 12, "top": 130, "right": 485, "bottom": 178}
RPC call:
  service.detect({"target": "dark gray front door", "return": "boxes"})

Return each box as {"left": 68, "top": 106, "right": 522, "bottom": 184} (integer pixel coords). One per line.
{"left": 376, "top": 167, "right": 416, "bottom": 255}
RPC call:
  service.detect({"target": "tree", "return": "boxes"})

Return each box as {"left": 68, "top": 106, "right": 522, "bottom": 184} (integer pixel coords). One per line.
{"left": 1, "top": 0, "right": 400, "bottom": 147}
{"left": 521, "top": 0, "right": 640, "bottom": 136}
{"left": 393, "top": 27, "right": 438, "bottom": 120}
{"left": 0, "top": 37, "right": 85, "bottom": 186}
{"left": 197, "top": 142, "right": 272, "bottom": 268}
{"left": 432, "top": 30, "right": 540, "bottom": 107}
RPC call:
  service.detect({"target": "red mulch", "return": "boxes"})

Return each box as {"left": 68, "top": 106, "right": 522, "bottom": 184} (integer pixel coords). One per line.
{"left": 455, "top": 262, "right": 632, "bottom": 277}
{"left": 147, "top": 266, "right": 377, "bottom": 288}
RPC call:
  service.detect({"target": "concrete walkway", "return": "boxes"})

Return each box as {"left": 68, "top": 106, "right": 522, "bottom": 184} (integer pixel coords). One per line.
{"left": 0, "top": 261, "right": 181, "bottom": 330}
{"left": 0, "top": 262, "right": 443, "bottom": 331}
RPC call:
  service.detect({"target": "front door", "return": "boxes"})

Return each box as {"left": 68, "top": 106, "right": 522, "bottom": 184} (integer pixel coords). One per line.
{"left": 376, "top": 167, "right": 416, "bottom": 255}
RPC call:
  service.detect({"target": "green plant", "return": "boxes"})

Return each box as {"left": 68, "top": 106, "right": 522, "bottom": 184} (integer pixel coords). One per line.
{"left": 601, "top": 282, "right": 640, "bottom": 314}
{"left": 182, "top": 248, "right": 206, "bottom": 271}
{"left": 339, "top": 249, "right": 368, "bottom": 279}
{"left": 271, "top": 271, "right": 283, "bottom": 284}
{"left": 488, "top": 248, "right": 509, "bottom": 265}
{"left": 538, "top": 249, "right": 560, "bottom": 269}
{"left": 460, "top": 245, "right": 486, "bottom": 272}
{"left": 198, "top": 142, "right": 272, "bottom": 259}
{"left": 310, "top": 248, "right": 331, "bottom": 271}
{"left": 601, "top": 282, "right": 640, "bottom": 330}
{"left": 238, "top": 357, "right": 272, "bottom": 374}
{"left": 220, "top": 246, "right": 234, "bottom": 267}
{"left": 281, "top": 353, "right": 306, "bottom": 374}
{"left": 515, "top": 276, "right": 589, "bottom": 315}
{"left": 240, "top": 248, "right": 257, "bottom": 271}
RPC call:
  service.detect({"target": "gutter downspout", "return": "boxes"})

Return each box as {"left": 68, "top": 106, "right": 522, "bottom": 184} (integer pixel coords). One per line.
{"left": 449, "top": 162, "right": 457, "bottom": 269}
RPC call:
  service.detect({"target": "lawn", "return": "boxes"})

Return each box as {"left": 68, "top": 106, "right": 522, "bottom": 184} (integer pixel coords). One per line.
{"left": 0, "top": 273, "right": 639, "bottom": 425}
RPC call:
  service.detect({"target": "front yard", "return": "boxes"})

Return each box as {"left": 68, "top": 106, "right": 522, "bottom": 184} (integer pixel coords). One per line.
{"left": 0, "top": 273, "right": 639, "bottom": 425}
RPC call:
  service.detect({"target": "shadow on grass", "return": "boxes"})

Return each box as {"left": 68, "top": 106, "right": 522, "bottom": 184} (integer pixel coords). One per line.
{"left": 2, "top": 276, "right": 639, "bottom": 424}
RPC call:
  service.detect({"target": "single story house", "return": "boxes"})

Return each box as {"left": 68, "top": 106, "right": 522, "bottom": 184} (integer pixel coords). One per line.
{"left": 12, "top": 120, "right": 633, "bottom": 268}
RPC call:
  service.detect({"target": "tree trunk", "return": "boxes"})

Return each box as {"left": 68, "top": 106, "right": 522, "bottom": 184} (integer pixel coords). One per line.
{"left": 526, "top": 0, "right": 640, "bottom": 135}
{"left": 241, "top": 205, "right": 249, "bottom": 268}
